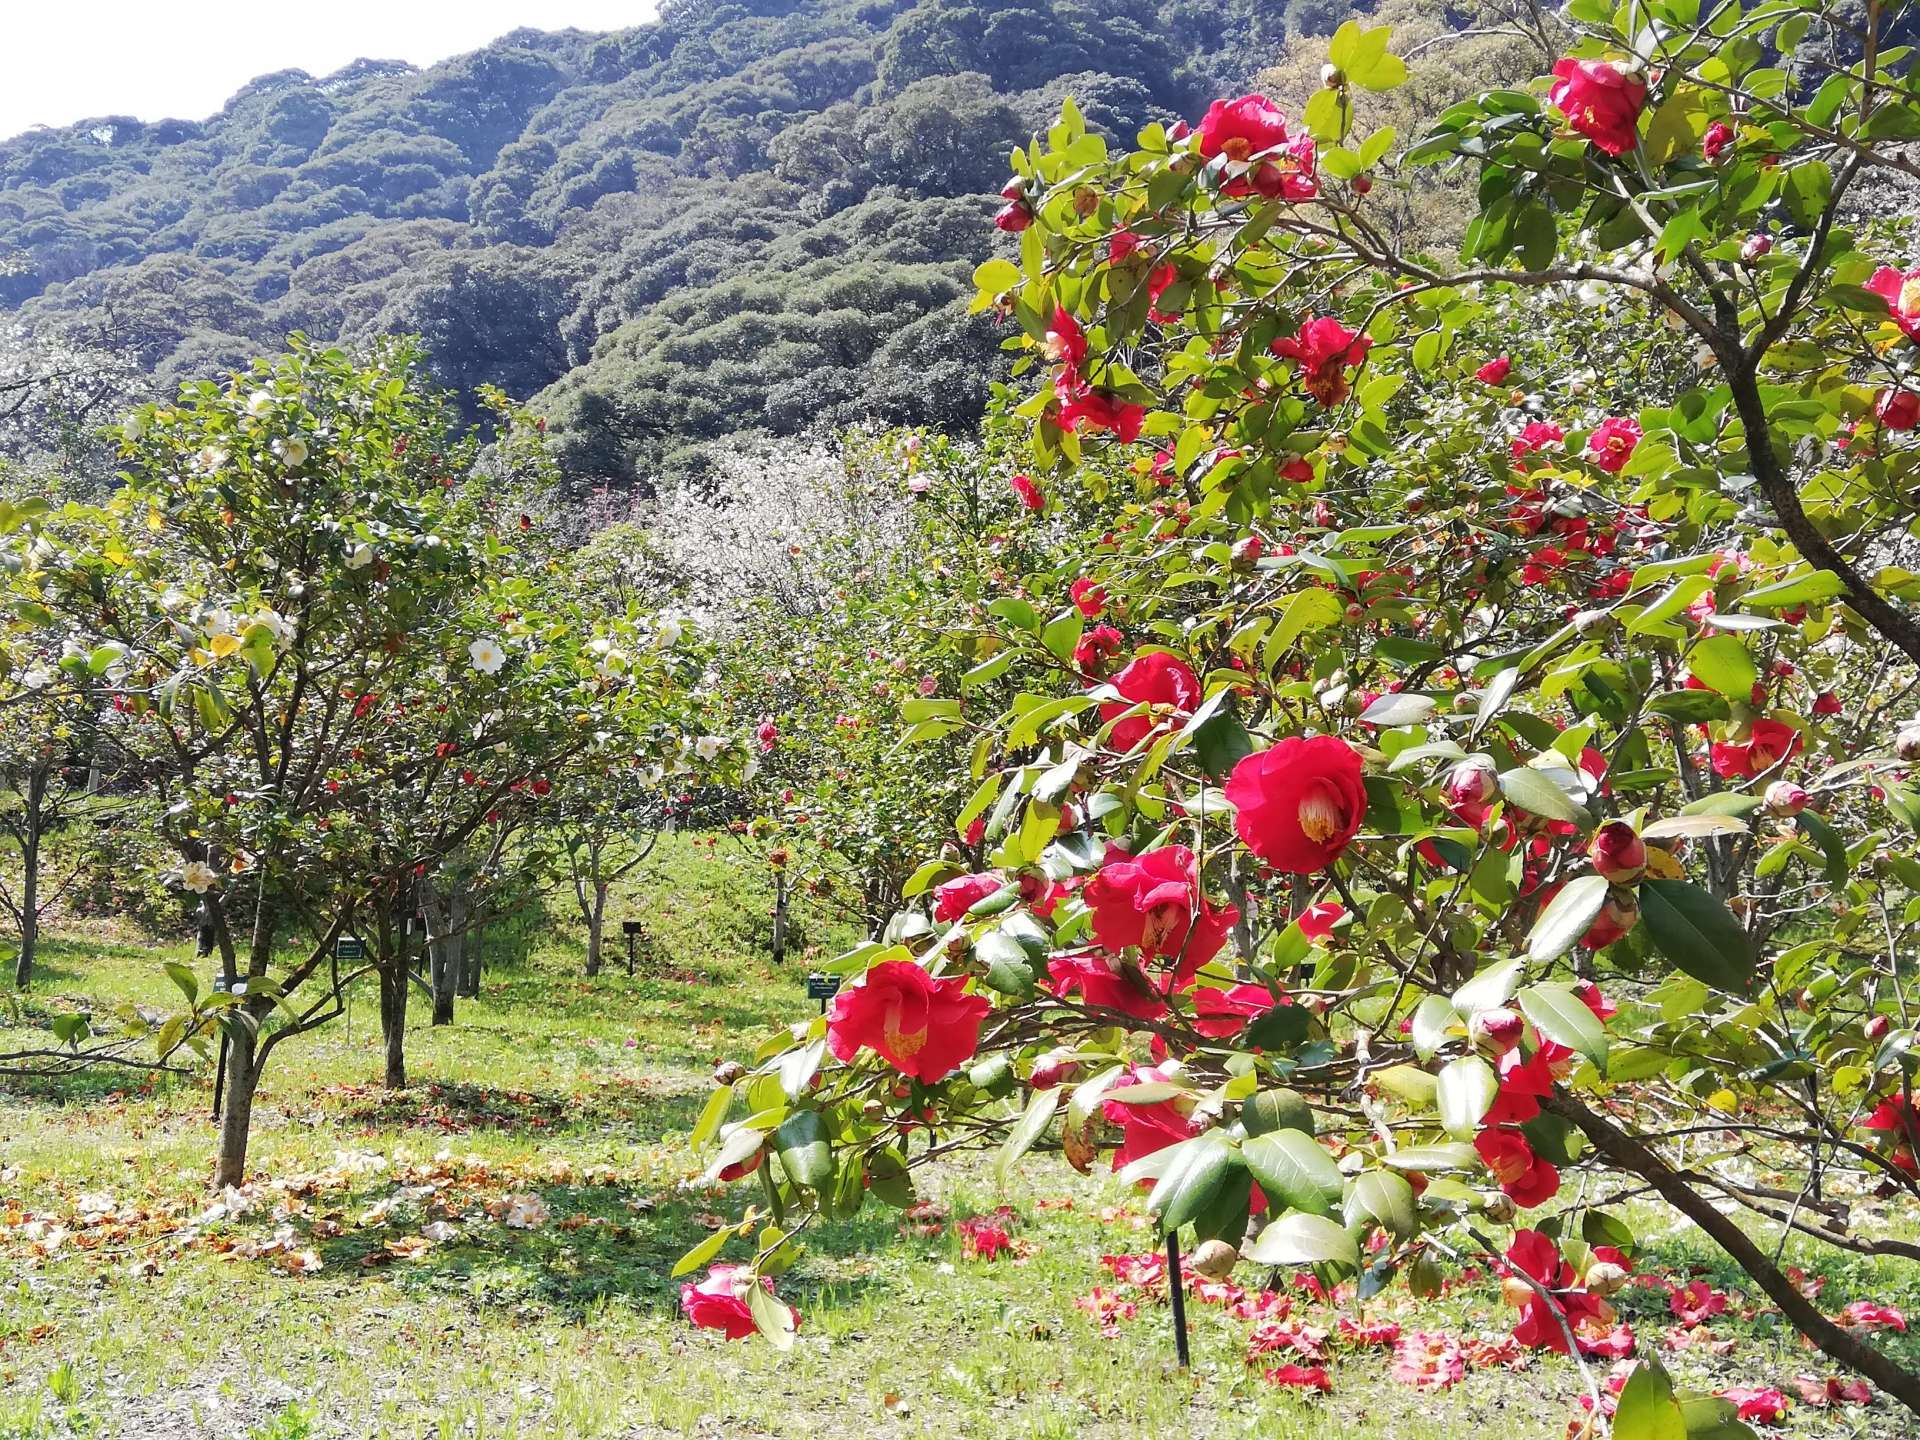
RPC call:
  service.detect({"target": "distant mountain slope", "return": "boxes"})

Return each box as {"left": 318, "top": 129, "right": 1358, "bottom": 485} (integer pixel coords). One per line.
{"left": 0, "top": 0, "right": 1316, "bottom": 488}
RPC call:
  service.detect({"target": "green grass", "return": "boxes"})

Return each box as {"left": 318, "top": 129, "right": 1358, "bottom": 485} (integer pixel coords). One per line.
{"left": 0, "top": 835, "right": 1913, "bottom": 1438}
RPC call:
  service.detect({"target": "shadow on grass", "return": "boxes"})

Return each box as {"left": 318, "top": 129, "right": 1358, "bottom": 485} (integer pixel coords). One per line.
{"left": 304, "top": 1079, "right": 712, "bottom": 1145}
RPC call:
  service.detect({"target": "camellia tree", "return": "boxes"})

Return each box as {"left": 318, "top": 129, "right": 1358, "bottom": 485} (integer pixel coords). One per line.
{"left": 681, "top": 3, "right": 1920, "bottom": 1427}
{"left": 26, "top": 339, "right": 706, "bottom": 1185}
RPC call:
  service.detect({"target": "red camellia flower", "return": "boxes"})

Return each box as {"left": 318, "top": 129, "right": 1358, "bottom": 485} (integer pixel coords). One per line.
{"left": 1074, "top": 623, "right": 1125, "bottom": 672}
{"left": 1866, "top": 263, "right": 1920, "bottom": 342}
{"left": 1100, "top": 651, "right": 1200, "bottom": 749}
{"left": 1191, "top": 982, "right": 1277, "bottom": 1038}
{"left": 1718, "top": 1388, "right": 1789, "bottom": 1424}
{"left": 1226, "top": 736, "right": 1366, "bottom": 873}
{"left": 1587, "top": 821, "right": 1646, "bottom": 883}
{"left": 1476, "top": 1127, "right": 1561, "bottom": 1208}
{"left": 1510, "top": 420, "right": 1565, "bottom": 459}
{"left": 1104, "top": 1061, "right": 1197, "bottom": 1170}
{"left": 993, "top": 201, "right": 1032, "bottom": 233}
{"left": 1812, "top": 690, "right": 1843, "bottom": 716}
{"left": 1548, "top": 57, "right": 1649, "bottom": 156}
{"left": 932, "top": 871, "right": 1002, "bottom": 923}
{"left": 1271, "top": 317, "right": 1373, "bottom": 407}
{"left": 1709, "top": 718, "right": 1803, "bottom": 779}
{"left": 1082, "top": 844, "right": 1237, "bottom": 981}
{"left": 1264, "top": 1363, "right": 1333, "bottom": 1392}
{"left": 680, "top": 1264, "right": 790, "bottom": 1339}
{"left": 1876, "top": 387, "right": 1920, "bottom": 430}
{"left": 1069, "top": 578, "right": 1108, "bottom": 617}
{"left": 1010, "top": 472, "right": 1045, "bottom": 510}
{"left": 1702, "top": 120, "right": 1734, "bottom": 160}
{"left": 1196, "top": 93, "right": 1292, "bottom": 164}
{"left": 1056, "top": 372, "right": 1148, "bottom": 441}
{"left": 826, "top": 959, "right": 991, "bottom": 1082}
{"left": 1587, "top": 416, "right": 1642, "bottom": 472}
{"left": 1044, "top": 306, "right": 1088, "bottom": 368}
{"left": 1475, "top": 357, "right": 1512, "bottom": 385}
{"left": 1297, "top": 900, "right": 1346, "bottom": 944}
{"left": 1047, "top": 953, "right": 1169, "bottom": 1021}
{"left": 755, "top": 718, "right": 779, "bottom": 752}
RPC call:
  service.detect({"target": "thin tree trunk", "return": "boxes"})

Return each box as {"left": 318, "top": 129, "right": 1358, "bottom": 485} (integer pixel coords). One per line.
{"left": 426, "top": 890, "right": 458, "bottom": 1026}
{"left": 584, "top": 881, "right": 608, "bottom": 976}
{"left": 458, "top": 923, "right": 482, "bottom": 998}
{"left": 13, "top": 766, "right": 46, "bottom": 989}
{"left": 1548, "top": 1091, "right": 1920, "bottom": 1416}
{"left": 771, "top": 868, "right": 789, "bottom": 966}
{"left": 380, "top": 950, "right": 409, "bottom": 1089}
{"left": 213, "top": 1022, "right": 260, "bottom": 1189}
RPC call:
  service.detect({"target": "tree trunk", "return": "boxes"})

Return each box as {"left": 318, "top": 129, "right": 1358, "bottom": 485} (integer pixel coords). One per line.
{"left": 379, "top": 927, "right": 409, "bottom": 1090}
{"left": 14, "top": 766, "right": 46, "bottom": 989}
{"left": 458, "top": 924, "right": 482, "bottom": 998}
{"left": 426, "top": 890, "right": 459, "bottom": 1026}
{"left": 584, "top": 881, "right": 608, "bottom": 976}
{"left": 771, "top": 868, "right": 789, "bottom": 967}
{"left": 213, "top": 1021, "right": 260, "bottom": 1189}
{"left": 1548, "top": 1091, "right": 1920, "bottom": 1416}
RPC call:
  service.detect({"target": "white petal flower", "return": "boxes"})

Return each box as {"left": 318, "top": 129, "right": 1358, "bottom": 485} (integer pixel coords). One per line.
{"left": 693, "top": 734, "right": 727, "bottom": 762}
{"left": 21, "top": 665, "right": 52, "bottom": 691}
{"left": 273, "top": 437, "right": 308, "bottom": 467}
{"left": 468, "top": 637, "right": 506, "bottom": 675}
{"left": 181, "top": 861, "right": 218, "bottom": 894}
{"left": 346, "top": 543, "right": 374, "bottom": 570}
{"left": 245, "top": 390, "right": 274, "bottom": 419}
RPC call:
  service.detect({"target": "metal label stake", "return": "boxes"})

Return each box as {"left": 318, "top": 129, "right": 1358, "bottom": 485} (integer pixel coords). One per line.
{"left": 1166, "top": 1231, "right": 1191, "bottom": 1369}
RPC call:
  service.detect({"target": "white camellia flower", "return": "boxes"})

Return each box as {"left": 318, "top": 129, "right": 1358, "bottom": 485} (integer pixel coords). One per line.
{"left": 122, "top": 413, "right": 146, "bottom": 441}
{"left": 468, "top": 637, "right": 507, "bottom": 675}
{"left": 194, "top": 446, "right": 228, "bottom": 474}
{"left": 273, "top": 437, "right": 308, "bottom": 467}
{"left": 694, "top": 734, "right": 727, "bottom": 762}
{"left": 21, "top": 665, "right": 53, "bottom": 691}
{"left": 346, "top": 542, "right": 375, "bottom": 570}
{"left": 249, "top": 610, "right": 289, "bottom": 642}
{"left": 181, "top": 860, "right": 218, "bottom": 894}
{"left": 245, "top": 390, "right": 274, "bottom": 419}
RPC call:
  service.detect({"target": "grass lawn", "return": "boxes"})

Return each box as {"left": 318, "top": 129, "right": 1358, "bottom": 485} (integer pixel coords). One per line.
{"left": 0, "top": 836, "right": 1914, "bottom": 1439}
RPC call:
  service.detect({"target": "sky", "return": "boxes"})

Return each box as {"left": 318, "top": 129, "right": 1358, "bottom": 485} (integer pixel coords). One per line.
{"left": 1, "top": 2, "right": 660, "bottom": 142}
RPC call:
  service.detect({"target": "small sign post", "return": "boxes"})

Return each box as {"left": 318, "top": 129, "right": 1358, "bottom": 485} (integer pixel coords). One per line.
{"left": 621, "top": 920, "right": 644, "bottom": 976}
{"left": 335, "top": 936, "right": 366, "bottom": 961}
{"left": 805, "top": 972, "right": 841, "bottom": 1015}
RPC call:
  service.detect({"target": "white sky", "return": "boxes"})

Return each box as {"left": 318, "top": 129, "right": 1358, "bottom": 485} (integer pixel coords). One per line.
{"left": 0, "top": 2, "right": 661, "bottom": 142}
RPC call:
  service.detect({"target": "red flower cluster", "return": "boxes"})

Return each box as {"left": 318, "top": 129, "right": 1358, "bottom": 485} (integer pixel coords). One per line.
{"left": 1196, "top": 94, "right": 1318, "bottom": 200}
{"left": 1082, "top": 844, "right": 1237, "bottom": 984}
{"left": 1270, "top": 317, "right": 1373, "bottom": 407}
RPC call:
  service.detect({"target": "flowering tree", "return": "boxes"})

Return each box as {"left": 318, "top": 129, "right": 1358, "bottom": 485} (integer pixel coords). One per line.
{"left": 684, "top": 4, "right": 1920, "bottom": 1424}
{"left": 28, "top": 340, "right": 698, "bottom": 1185}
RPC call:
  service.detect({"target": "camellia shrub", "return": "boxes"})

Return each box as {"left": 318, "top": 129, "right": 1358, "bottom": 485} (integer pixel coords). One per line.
{"left": 684, "top": 3, "right": 1920, "bottom": 1427}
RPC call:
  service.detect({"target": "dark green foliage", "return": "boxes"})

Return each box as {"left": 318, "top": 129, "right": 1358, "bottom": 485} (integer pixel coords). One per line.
{"left": 0, "top": 0, "right": 1316, "bottom": 487}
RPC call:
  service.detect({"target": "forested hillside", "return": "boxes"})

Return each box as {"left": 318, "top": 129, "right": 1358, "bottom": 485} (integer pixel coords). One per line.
{"left": 0, "top": 0, "right": 1325, "bottom": 489}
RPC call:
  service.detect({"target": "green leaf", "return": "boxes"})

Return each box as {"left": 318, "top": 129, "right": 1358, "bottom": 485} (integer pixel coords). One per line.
{"left": 1519, "top": 983, "right": 1609, "bottom": 1068}
{"left": 1795, "top": 811, "right": 1850, "bottom": 885}
{"left": 747, "top": 1280, "right": 798, "bottom": 1351}
{"left": 1241, "top": 1129, "right": 1343, "bottom": 1216}
{"left": 163, "top": 960, "right": 199, "bottom": 1007}
{"left": 1688, "top": 635, "right": 1757, "bottom": 699}
{"left": 1640, "top": 879, "right": 1753, "bottom": 992}
{"left": 1498, "top": 766, "right": 1583, "bottom": 825}
{"left": 1437, "top": 1054, "right": 1496, "bottom": 1138}
{"left": 671, "top": 1226, "right": 732, "bottom": 1279}
{"left": 1241, "top": 1087, "right": 1316, "bottom": 1137}
{"left": 772, "top": 1111, "right": 834, "bottom": 1193}
{"left": 1193, "top": 704, "right": 1254, "bottom": 782}
{"left": 997, "top": 1085, "right": 1059, "bottom": 1179}
{"left": 1148, "top": 1131, "right": 1238, "bottom": 1234}
{"left": 1409, "top": 994, "right": 1457, "bottom": 1059}
{"left": 1453, "top": 957, "right": 1523, "bottom": 1015}
{"left": 1344, "top": 1170, "right": 1415, "bottom": 1237}
{"left": 1527, "top": 874, "right": 1609, "bottom": 961}
{"left": 1612, "top": 1358, "right": 1689, "bottom": 1440}
{"left": 1245, "top": 1211, "right": 1358, "bottom": 1269}
{"left": 1382, "top": 1142, "right": 1479, "bottom": 1172}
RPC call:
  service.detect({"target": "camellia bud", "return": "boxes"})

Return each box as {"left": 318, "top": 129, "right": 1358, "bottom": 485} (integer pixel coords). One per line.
{"left": 1321, "top": 63, "right": 1344, "bottom": 88}
{"left": 1588, "top": 821, "right": 1648, "bottom": 885}
{"left": 999, "top": 177, "right": 1026, "bottom": 201}
{"left": 1230, "top": 534, "right": 1265, "bottom": 569}
{"left": 1484, "top": 1192, "right": 1518, "bottom": 1225}
{"left": 1030, "top": 1050, "right": 1082, "bottom": 1091}
{"left": 1499, "top": 1275, "right": 1535, "bottom": 1309}
{"left": 1072, "top": 186, "right": 1100, "bottom": 218}
{"left": 1764, "top": 780, "right": 1809, "bottom": 817}
{"left": 1741, "top": 233, "right": 1773, "bottom": 262}
{"left": 1582, "top": 893, "right": 1640, "bottom": 949}
{"left": 1470, "top": 1006, "right": 1525, "bottom": 1057}
{"left": 1189, "top": 1239, "right": 1239, "bottom": 1280}
{"left": 1342, "top": 601, "right": 1365, "bottom": 625}
{"left": 993, "top": 201, "right": 1033, "bottom": 233}
{"left": 1443, "top": 756, "right": 1499, "bottom": 809}
{"left": 712, "top": 1060, "right": 746, "bottom": 1086}
{"left": 1352, "top": 174, "right": 1372, "bottom": 195}
{"left": 1897, "top": 723, "right": 1920, "bottom": 762}
{"left": 1584, "top": 1261, "right": 1630, "bottom": 1297}
{"left": 1866, "top": 1014, "right": 1891, "bottom": 1041}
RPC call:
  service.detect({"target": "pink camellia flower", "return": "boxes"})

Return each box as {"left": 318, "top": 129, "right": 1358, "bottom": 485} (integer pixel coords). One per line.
{"left": 932, "top": 871, "right": 1002, "bottom": 923}
{"left": 1718, "top": 1387, "right": 1790, "bottom": 1424}
{"left": 680, "top": 1264, "right": 790, "bottom": 1339}
{"left": 1702, "top": 120, "right": 1734, "bottom": 160}
{"left": 1070, "top": 578, "right": 1108, "bottom": 618}
{"left": 1196, "top": 94, "right": 1292, "bottom": 164}
{"left": 1263, "top": 1363, "right": 1332, "bottom": 1392}
{"left": 958, "top": 1215, "right": 1014, "bottom": 1260}
{"left": 993, "top": 201, "right": 1033, "bottom": 233}
{"left": 1587, "top": 416, "right": 1642, "bottom": 472}
{"left": 1388, "top": 1331, "right": 1466, "bottom": 1391}
{"left": 1866, "top": 263, "right": 1920, "bottom": 342}
{"left": 1010, "top": 472, "right": 1045, "bottom": 510}
{"left": 1100, "top": 651, "right": 1200, "bottom": 749}
{"left": 1510, "top": 420, "right": 1565, "bottom": 459}
{"left": 1765, "top": 780, "right": 1809, "bottom": 816}
{"left": 1839, "top": 1300, "right": 1907, "bottom": 1332}
{"left": 1475, "top": 357, "right": 1512, "bottom": 385}
{"left": 1876, "top": 387, "right": 1920, "bottom": 430}
{"left": 1270, "top": 317, "right": 1373, "bottom": 407}
{"left": 1792, "top": 1375, "right": 1874, "bottom": 1406}
{"left": 1226, "top": 736, "right": 1367, "bottom": 873}
{"left": 826, "top": 960, "right": 991, "bottom": 1082}
{"left": 755, "top": 718, "right": 779, "bottom": 752}
{"left": 1082, "top": 844, "right": 1237, "bottom": 981}
{"left": 1588, "top": 821, "right": 1647, "bottom": 883}
{"left": 1548, "top": 57, "right": 1648, "bottom": 156}
{"left": 1044, "top": 306, "right": 1087, "bottom": 368}
{"left": 1443, "top": 755, "right": 1499, "bottom": 813}
{"left": 1670, "top": 1280, "right": 1729, "bottom": 1327}
{"left": 1047, "top": 953, "right": 1168, "bottom": 1022}
{"left": 1297, "top": 900, "right": 1346, "bottom": 944}
{"left": 1243, "top": 133, "right": 1319, "bottom": 201}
